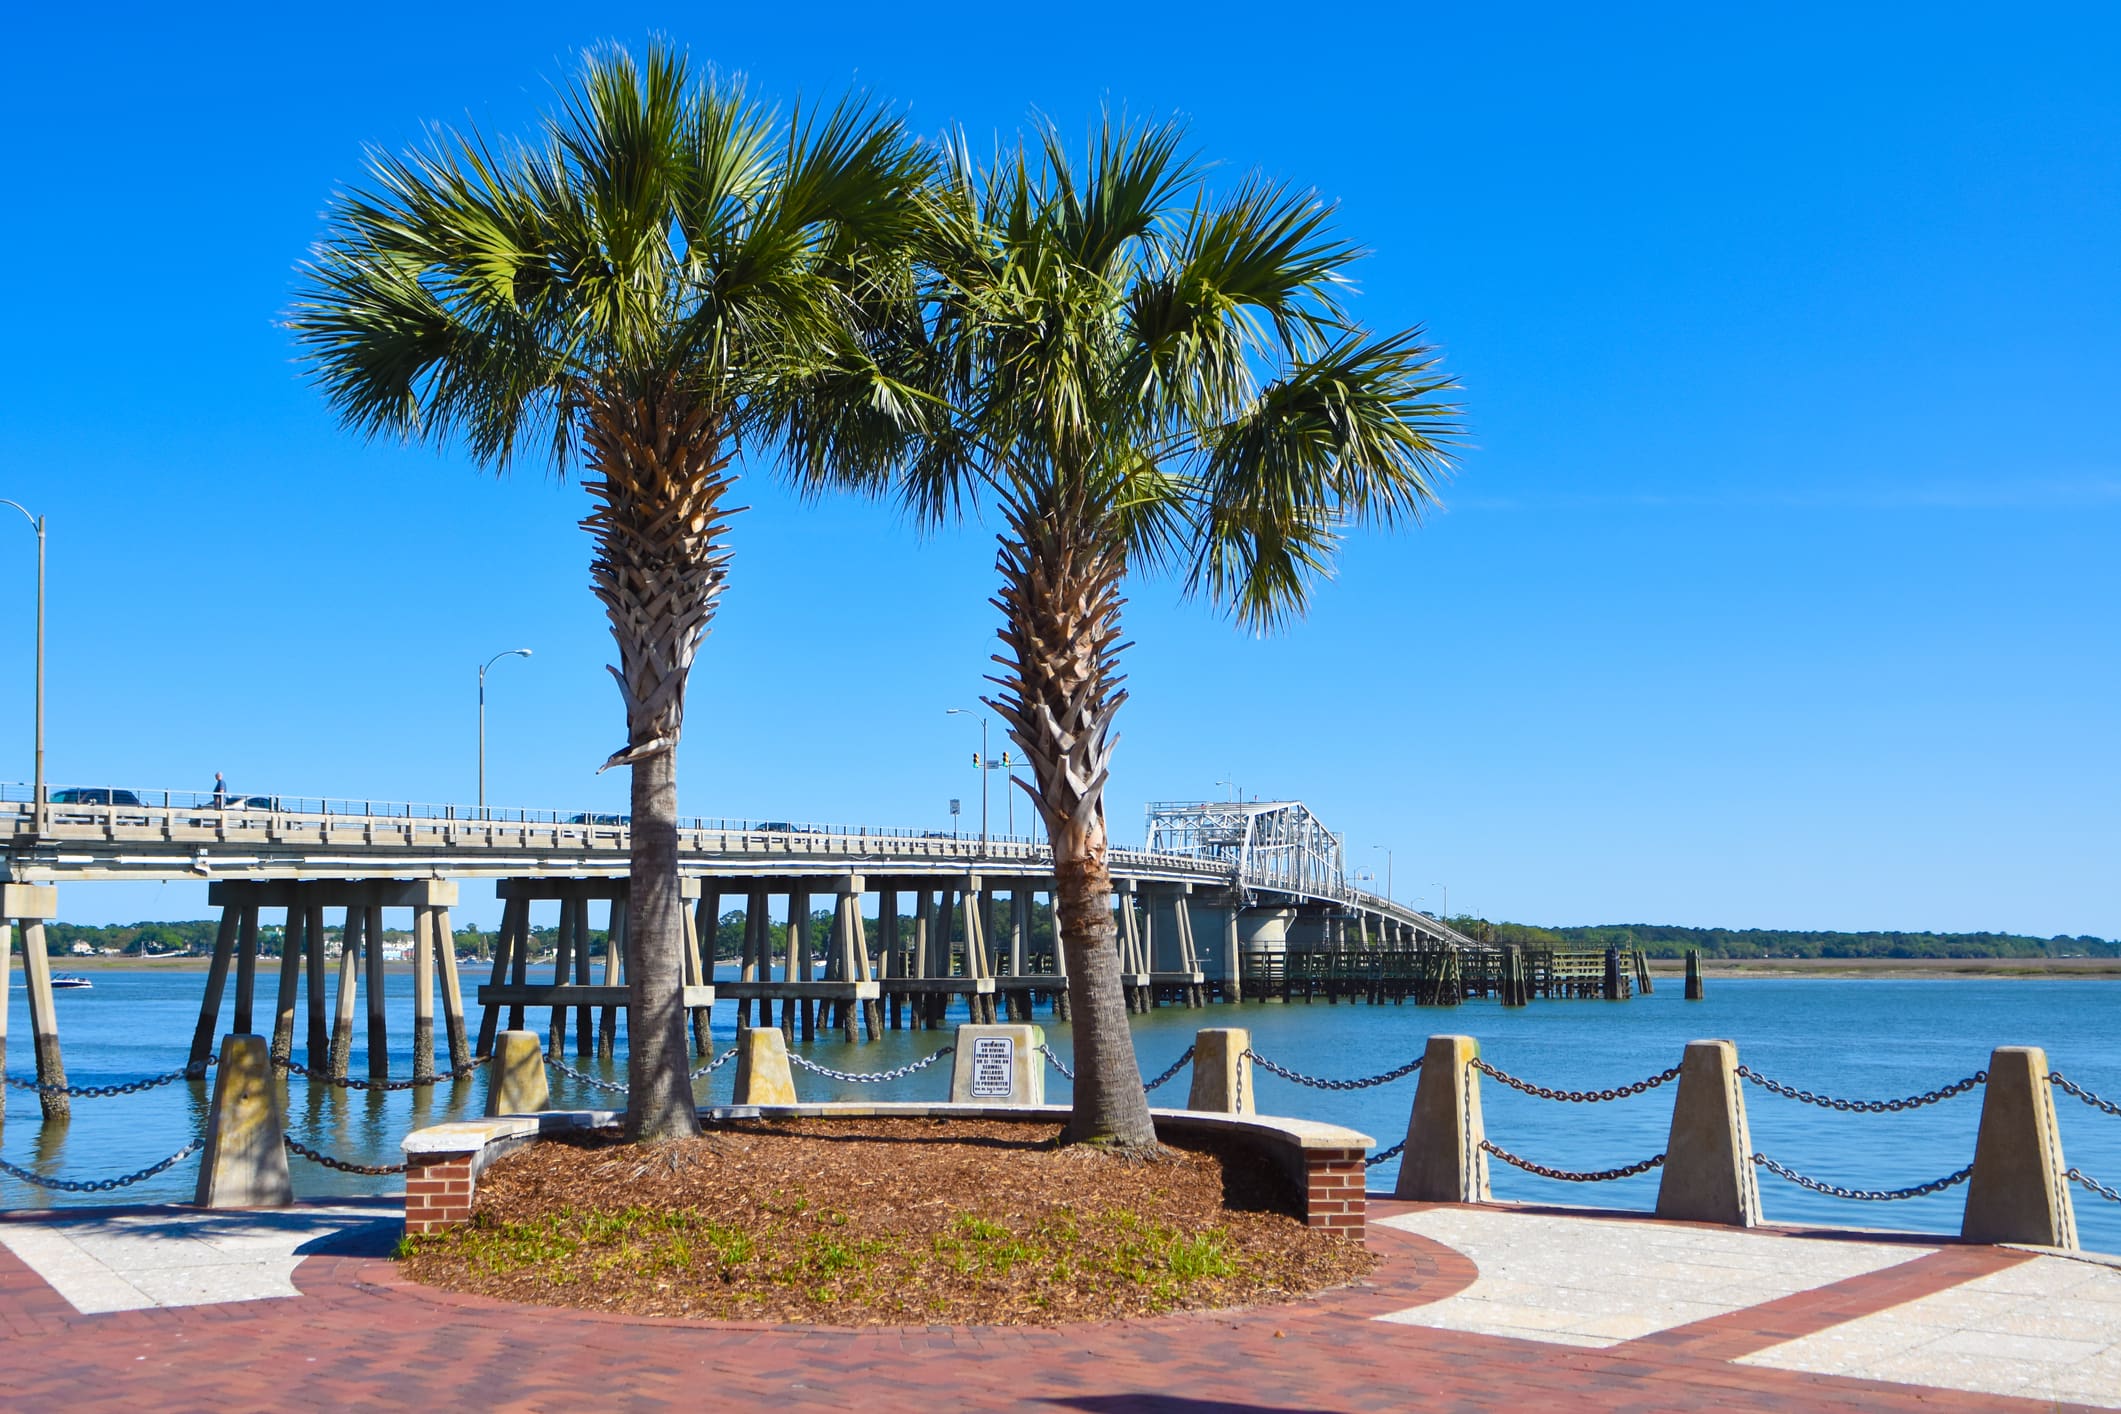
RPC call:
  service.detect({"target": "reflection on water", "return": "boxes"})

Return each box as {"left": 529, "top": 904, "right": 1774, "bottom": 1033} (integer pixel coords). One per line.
{"left": 4, "top": 969, "right": 2117, "bottom": 1252}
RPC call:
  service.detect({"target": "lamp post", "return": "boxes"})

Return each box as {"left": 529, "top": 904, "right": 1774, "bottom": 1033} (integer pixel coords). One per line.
{"left": 478, "top": 648, "right": 532, "bottom": 815}
{"left": 0, "top": 502, "right": 44, "bottom": 829}
{"left": 1215, "top": 778, "right": 1240, "bottom": 802}
{"left": 1432, "top": 881, "right": 1448, "bottom": 923}
{"left": 945, "top": 708, "right": 988, "bottom": 855}
{"left": 1371, "top": 844, "right": 1392, "bottom": 901}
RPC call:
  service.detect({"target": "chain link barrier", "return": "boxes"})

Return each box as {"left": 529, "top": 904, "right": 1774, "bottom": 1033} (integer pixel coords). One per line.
{"left": 1738, "top": 1065, "right": 1986, "bottom": 1113}
{"left": 546, "top": 1055, "right": 631, "bottom": 1093}
{"left": 275, "top": 1055, "right": 485, "bottom": 1092}
{"left": 1481, "top": 1139, "right": 1665, "bottom": 1183}
{"left": 1473, "top": 1058, "right": 1679, "bottom": 1104}
{"left": 1246, "top": 1050, "right": 1424, "bottom": 1091}
{"left": 2051, "top": 1072, "right": 2121, "bottom": 1120}
{"left": 1752, "top": 1152, "right": 1973, "bottom": 1201}
{"left": 788, "top": 1047, "right": 955, "bottom": 1084}
{"left": 1141, "top": 1046, "right": 1195, "bottom": 1092}
{"left": 4, "top": 1057, "right": 214, "bottom": 1097}
{"left": 692, "top": 1049, "right": 739, "bottom": 1079}
{"left": 1038, "top": 1044, "right": 1074, "bottom": 1081}
{"left": 1365, "top": 1138, "right": 1407, "bottom": 1169}
{"left": 283, "top": 1134, "right": 407, "bottom": 1176}
{"left": 0, "top": 1142, "right": 202, "bottom": 1192}
{"left": 2066, "top": 1168, "right": 2121, "bottom": 1204}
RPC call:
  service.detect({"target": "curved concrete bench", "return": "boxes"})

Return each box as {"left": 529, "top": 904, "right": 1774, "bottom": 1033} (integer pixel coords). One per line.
{"left": 403, "top": 1104, "right": 1372, "bottom": 1237}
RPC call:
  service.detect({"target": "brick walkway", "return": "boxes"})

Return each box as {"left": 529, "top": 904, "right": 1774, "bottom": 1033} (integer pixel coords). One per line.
{"left": 0, "top": 1197, "right": 2112, "bottom": 1411}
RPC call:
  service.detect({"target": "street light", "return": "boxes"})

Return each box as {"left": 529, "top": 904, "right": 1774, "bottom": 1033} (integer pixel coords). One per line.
{"left": 0, "top": 501, "right": 45, "bottom": 828}
{"left": 945, "top": 708, "right": 989, "bottom": 855}
{"left": 478, "top": 648, "right": 532, "bottom": 815}
{"left": 1371, "top": 845, "right": 1392, "bottom": 901}
{"left": 1431, "top": 881, "right": 1448, "bottom": 923}
{"left": 1215, "top": 778, "right": 1240, "bottom": 802}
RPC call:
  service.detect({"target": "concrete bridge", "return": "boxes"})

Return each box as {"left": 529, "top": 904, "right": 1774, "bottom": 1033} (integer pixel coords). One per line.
{"left": 0, "top": 787, "right": 1486, "bottom": 1110}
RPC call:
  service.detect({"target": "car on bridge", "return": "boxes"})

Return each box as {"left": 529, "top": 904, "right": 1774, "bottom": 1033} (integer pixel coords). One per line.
{"left": 569, "top": 812, "right": 629, "bottom": 826}
{"left": 49, "top": 788, "right": 144, "bottom": 807}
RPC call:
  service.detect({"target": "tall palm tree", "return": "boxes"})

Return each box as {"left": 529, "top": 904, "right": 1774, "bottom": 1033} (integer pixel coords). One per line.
{"left": 291, "top": 44, "right": 933, "bottom": 1139}
{"left": 893, "top": 119, "right": 1460, "bottom": 1151}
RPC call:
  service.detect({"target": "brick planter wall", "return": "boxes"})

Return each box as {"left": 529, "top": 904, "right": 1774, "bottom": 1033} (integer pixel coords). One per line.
{"left": 1302, "top": 1145, "right": 1370, "bottom": 1238}
{"left": 404, "top": 1153, "right": 477, "bottom": 1236}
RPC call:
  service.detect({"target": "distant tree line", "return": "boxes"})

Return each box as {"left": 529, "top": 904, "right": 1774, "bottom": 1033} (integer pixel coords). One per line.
{"left": 1455, "top": 919, "right": 2119, "bottom": 960}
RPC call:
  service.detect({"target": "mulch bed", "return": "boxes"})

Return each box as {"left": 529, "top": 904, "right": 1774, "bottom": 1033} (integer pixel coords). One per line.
{"left": 400, "top": 1117, "right": 1375, "bottom": 1325}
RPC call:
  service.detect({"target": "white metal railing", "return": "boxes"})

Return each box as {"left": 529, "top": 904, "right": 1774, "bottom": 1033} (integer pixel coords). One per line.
{"left": 0, "top": 782, "right": 1464, "bottom": 936}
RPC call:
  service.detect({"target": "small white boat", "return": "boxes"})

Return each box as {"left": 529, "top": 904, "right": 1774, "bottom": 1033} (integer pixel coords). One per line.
{"left": 49, "top": 974, "right": 92, "bottom": 990}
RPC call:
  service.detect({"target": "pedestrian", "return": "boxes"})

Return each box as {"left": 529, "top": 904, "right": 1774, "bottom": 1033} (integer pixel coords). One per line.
{"left": 212, "top": 772, "right": 227, "bottom": 809}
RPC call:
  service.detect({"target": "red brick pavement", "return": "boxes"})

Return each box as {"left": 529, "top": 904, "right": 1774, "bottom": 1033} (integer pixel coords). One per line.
{"left": 0, "top": 1198, "right": 2103, "bottom": 1412}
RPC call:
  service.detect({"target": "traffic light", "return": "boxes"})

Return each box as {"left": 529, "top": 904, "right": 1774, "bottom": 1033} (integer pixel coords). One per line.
{"left": 972, "top": 752, "right": 981, "bottom": 767}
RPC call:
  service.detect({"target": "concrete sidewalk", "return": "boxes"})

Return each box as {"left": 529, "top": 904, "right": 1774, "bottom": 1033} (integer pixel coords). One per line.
{"left": 0, "top": 1195, "right": 2114, "bottom": 1411}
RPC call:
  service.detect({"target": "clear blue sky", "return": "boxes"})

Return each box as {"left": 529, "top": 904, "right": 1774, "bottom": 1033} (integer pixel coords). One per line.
{"left": 1, "top": 3, "right": 2114, "bottom": 934}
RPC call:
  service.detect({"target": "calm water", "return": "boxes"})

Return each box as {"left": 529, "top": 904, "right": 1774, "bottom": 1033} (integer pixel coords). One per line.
{"left": 6, "top": 970, "right": 2118, "bottom": 1253}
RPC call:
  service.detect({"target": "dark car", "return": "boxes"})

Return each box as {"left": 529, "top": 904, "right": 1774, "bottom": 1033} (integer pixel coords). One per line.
{"left": 49, "top": 788, "right": 144, "bottom": 807}
{"left": 569, "top": 812, "right": 629, "bottom": 826}
{"left": 755, "top": 821, "right": 815, "bottom": 834}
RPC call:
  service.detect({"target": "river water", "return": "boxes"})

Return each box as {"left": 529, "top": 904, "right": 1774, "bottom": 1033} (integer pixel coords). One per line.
{"left": 5, "top": 970, "right": 2117, "bottom": 1253}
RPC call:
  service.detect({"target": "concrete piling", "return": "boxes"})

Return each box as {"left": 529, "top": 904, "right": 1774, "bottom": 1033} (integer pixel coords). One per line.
{"left": 1185, "top": 1028, "right": 1254, "bottom": 1114}
{"left": 1654, "top": 1039, "right": 1761, "bottom": 1226}
{"left": 1393, "top": 1035, "right": 1490, "bottom": 1203}
{"left": 484, "top": 1030, "right": 552, "bottom": 1116}
{"left": 731, "top": 1026, "right": 799, "bottom": 1105}
{"left": 195, "top": 1034, "right": 292, "bottom": 1208}
{"left": 1684, "top": 948, "right": 1705, "bottom": 1000}
{"left": 1962, "top": 1045, "right": 2077, "bottom": 1250}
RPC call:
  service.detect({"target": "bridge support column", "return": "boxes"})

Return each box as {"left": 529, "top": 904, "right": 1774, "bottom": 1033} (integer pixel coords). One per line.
{"left": 569, "top": 894, "right": 593, "bottom": 1058}
{"left": 1394, "top": 1035, "right": 1490, "bottom": 1203}
{"left": 327, "top": 905, "right": 362, "bottom": 1080}
{"left": 687, "top": 884, "right": 715, "bottom": 1055}
{"left": 597, "top": 889, "right": 625, "bottom": 1060}
{"left": 303, "top": 902, "right": 329, "bottom": 1069}
{"left": 412, "top": 899, "right": 436, "bottom": 1084}
{"left": 3, "top": 887, "right": 67, "bottom": 1120}
{"left": 187, "top": 908, "right": 241, "bottom": 1077}
{"left": 364, "top": 905, "right": 387, "bottom": 1077}
{"left": 271, "top": 898, "right": 306, "bottom": 1069}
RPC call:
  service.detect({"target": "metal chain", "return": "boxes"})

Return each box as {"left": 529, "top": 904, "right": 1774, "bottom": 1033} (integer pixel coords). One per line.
{"left": 1246, "top": 1050, "right": 1425, "bottom": 1091}
{"left": 2051, "top": 1072, "right": 2121, "bottom": 1120}
{"left": 275, "top": 1055, "right": 485, "bottom": 1091}
{"left": 1365, "top": 1138, "right": 1408, "bottom": 1169}
{"left": 1738, "top": 1065, "right": 1986, "bottom": 1113}
{"left": 691, "top": 1049, "right": 739, "bottom": 1079}
{"left": 1752, "top": 1152, "right": 1973, "bottom": 1201}
{"left": 1038, "top": 1044, "right": 1075, "bottom": 1081}
{"left": 1141, "top": 1045, "right": 1195, "bottom": 1092}
{"left": 788, "top": 1047, "right": 955, "bottom": 1084}
{"left": 5, "top": 1057, "right": 214, "bottom": 1097}
{"left": 1472, "top": 1058, "right": 1679, "bottom": 1104}
{"left": 283, "top": 1134, "right": 406, "bottom": 1176}
{"left": 0, "top": 1141, "right": 202, "bottom": 1192}
{"left": 546, "top": 1055, "right": 631, "bottom": 1093}
{"left": 2066, "top": 1168, "right": 2121, "bottom": 1204}
{"left": 1481, "top": 1139, "right": 1665, "bottom": 1183}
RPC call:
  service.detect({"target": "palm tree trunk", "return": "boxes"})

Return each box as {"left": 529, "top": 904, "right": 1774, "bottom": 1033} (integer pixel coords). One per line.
{"left": 584, "top": 384, "right": 732, "bottom": 1143}
{"left": 625, "top": 747, "right": 694, "bottom": 1138}
{"left": 986, "top": 504, "right": 1157, "bottom": 1151}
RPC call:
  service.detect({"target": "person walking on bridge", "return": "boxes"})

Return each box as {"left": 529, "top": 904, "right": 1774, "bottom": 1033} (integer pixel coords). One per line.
{"left": 211, "top": 773, "right": 227, "bottom": 809}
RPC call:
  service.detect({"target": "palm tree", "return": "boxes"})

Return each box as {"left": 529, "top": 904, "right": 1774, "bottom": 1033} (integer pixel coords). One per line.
{"left": 291, "top": 44, "right": 933, "bottom": 1139}
{"left": 893, "top": 119, "right": 1460, "bottom": 1151}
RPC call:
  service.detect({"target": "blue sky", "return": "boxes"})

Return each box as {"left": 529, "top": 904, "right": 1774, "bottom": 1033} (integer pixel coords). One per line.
{"left": 1, "top": 3, "right": 2113, "bottom": 934}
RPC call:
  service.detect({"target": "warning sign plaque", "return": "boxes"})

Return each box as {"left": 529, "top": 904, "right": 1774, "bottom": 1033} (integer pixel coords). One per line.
{"left": 970, "top": 1036, "right": 1015, "bottom": 1098}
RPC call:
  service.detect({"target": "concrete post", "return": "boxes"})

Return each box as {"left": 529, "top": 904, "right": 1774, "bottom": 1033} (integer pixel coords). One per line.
{"left": 484, "top": 1030, "right": 552, "bottom": 1116}
{"left": 195, "top": 1034, "right": 292, "bottom": 1208}
{"left": 1654, "top": 1040, "right": 1761, "bottom": 1226}
{"left": 949, "top": 1023, "right": 1045, "bottom": 1104}
{"left": 1185, "top": 1028, "right": 1254, "bottom": 1114}
{"left": 731, "top": 1026, "right": 798, "bottom": 1105}
{"left": 1962, "top": 1046, "right": 2077, "bottom": 1250}
{"left": 1223, "top": 907, "right": 1243, "bottom": 1001}
{"left": 1393, "top": 1035, "right": 1490, "bottom": 1202}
